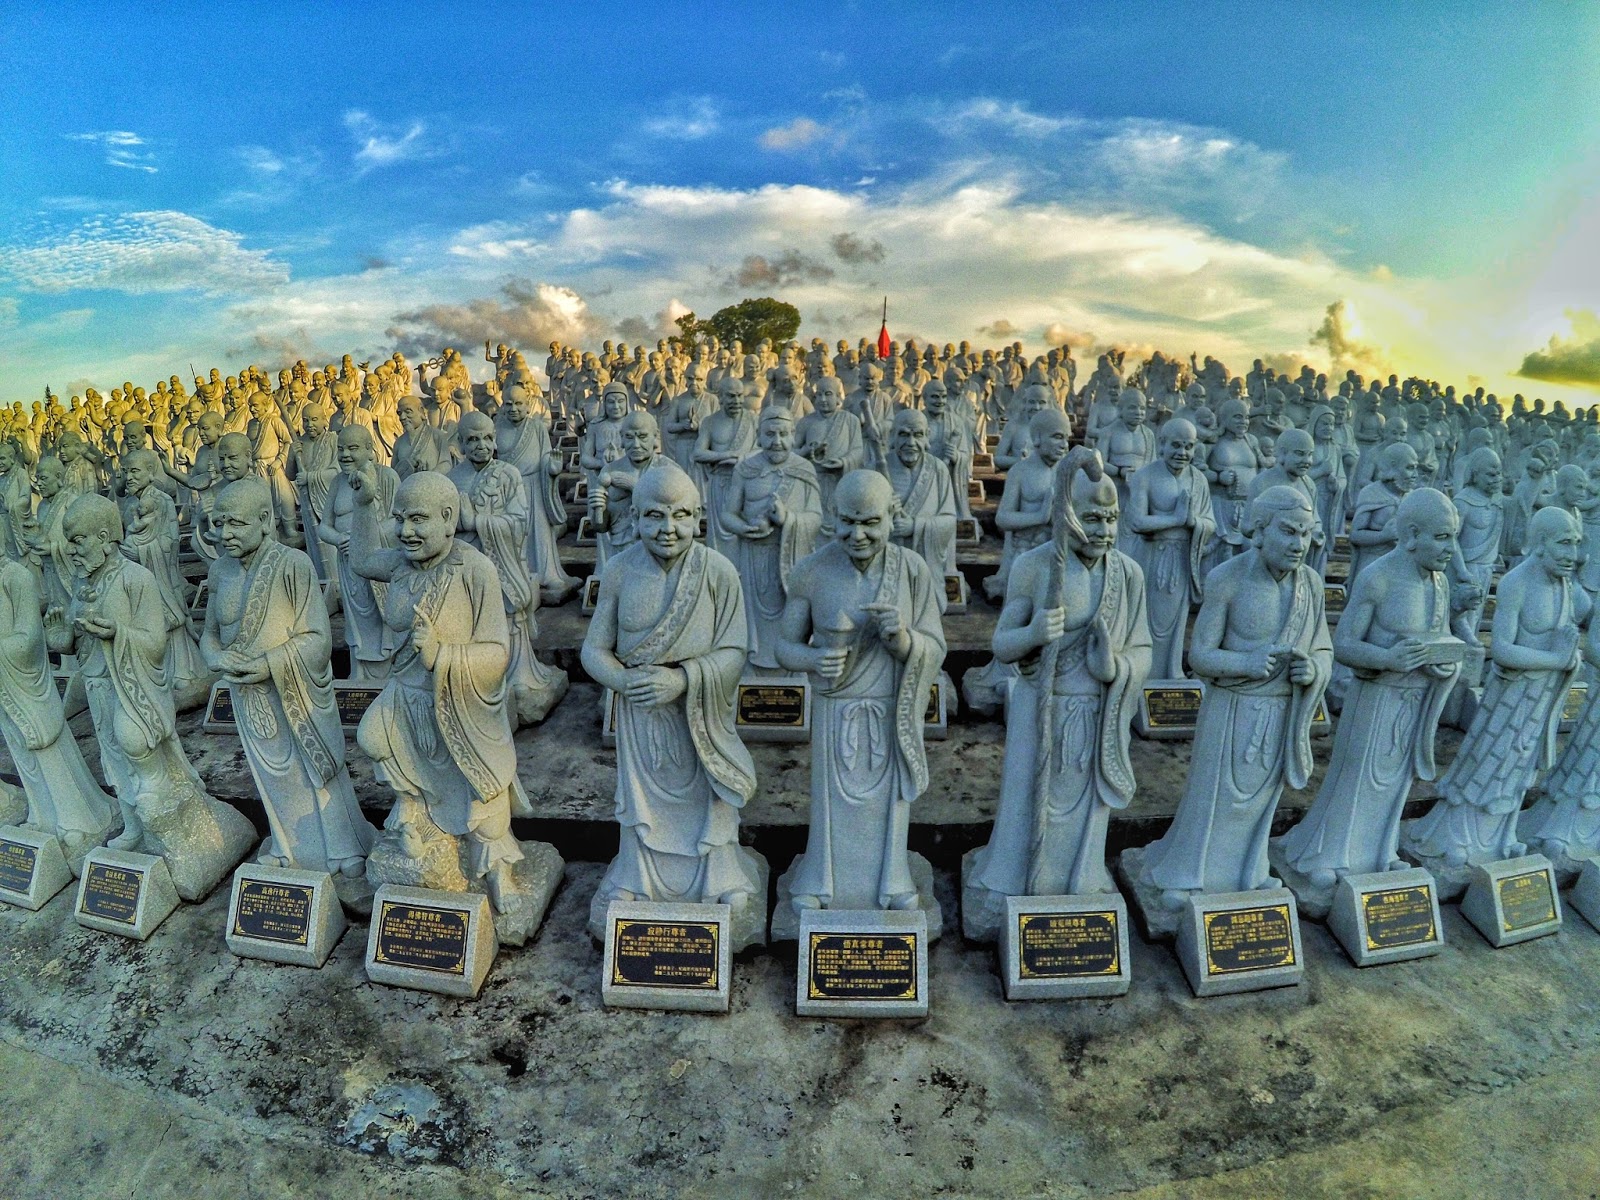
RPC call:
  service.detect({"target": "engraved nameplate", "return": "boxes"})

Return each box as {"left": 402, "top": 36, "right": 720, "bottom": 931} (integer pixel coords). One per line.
{"left": 372, "top": 900, "right": 470, "bottom": 975}
{"left": 1499, "top": 868, "right": 1557, "bottom": 932}
{"left": 79, "top": 861, "right": 143, "bottom": 926}
{"left": 232, "top": 879, "right": 314, "bottom": 947}
{"left": 0, "top": 838, "right": 38, "bottom": 895}
{"left": 1203, "top": 904, "right": 1296, "bottom": 975}
{"left": 610, "top": 919, "right": 720, "bottom": 990}
{"left": 806, "top": 932, "right": 919, "bottom": 1002}
{"left": 1362, "top": 884, "right": 1437, "bottom": 950}
{"left": 925, "top": 683, "right": 941, "bottom": 725}
{"left": 944, "top": 574, "right": 963, "bottom": 605}
{"left": 1016, "top": 911, "right": 1121, "bottom": 979}
{"left": 736, "top": 683, "right": 806, "bottom": 728}
{"left": 1323, "top": 583, "right": 1346, "bottom": 614}
{"left": 1144, "top": 686, "right": 1202, "bottom": 728}
{"left": 205, "top": 682, "right": 381, "bottom": 733}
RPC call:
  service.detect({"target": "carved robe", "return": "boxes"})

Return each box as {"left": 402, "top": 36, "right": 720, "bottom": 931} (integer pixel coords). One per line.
{"left": 495, "top": 412, "right": 573, "bottom": 599}
{"left": 724, "top": 454, "right": 823, "bottom": 670}
{"left": 886, "top": 453, "right": 958, "bottom": 600}
{"left": 1129, "top": 463, "right": 1213, "bottom": 679}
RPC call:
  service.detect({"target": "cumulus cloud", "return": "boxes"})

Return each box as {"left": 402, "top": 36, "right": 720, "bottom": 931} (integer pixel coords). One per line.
{"left": 1042, "top": 323, "right": 1095, "bottom": 350}
{"left": 344, "top": 110, "right": 434, "bottom": 171}
{"left": 760, "top": 118, "right": 831, "bottom": 152}
{"left": 979, "top": 318, "right": 1021, "bottom": 339}
{"left": 65, "top": 131, "right": 158, "bottom": 173}
{"left": 643, "top": 97, "right": 720, "bottom": 140}
{"left": 0, "top": 211, "right": 288, "bottom": 295}
{"left": 937, "top": 99, "right": 1079, "bottom": 139}
{"left": 385, "top": 280, "right": 602, "bottom": 359}
{"left": 1517, "top": 310, "right": 1600, "bottom": 387}
{"left": 448, "top": 221, "right": 550, "bottom": 260}
{"left": 1310, "top": 299, "right": 1387, "bottom": 377}
{"left": 725, "top": 250, "right": 835, "bottom": 289}
{"left": 830, "top": 232, "right": 886, "bottom": 264}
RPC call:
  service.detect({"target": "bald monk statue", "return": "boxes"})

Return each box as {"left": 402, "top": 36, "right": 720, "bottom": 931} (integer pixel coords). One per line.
{"left": 318, "top": 426, "right": 399, "bottom": 681}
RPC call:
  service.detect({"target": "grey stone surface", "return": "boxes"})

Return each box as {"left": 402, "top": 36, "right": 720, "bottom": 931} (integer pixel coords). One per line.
{"left": 1175, "top": 888, "right": 1306, "bottom": 998}
{"left": 586, "top": 849, "right": 769, "bottom": 953}
{"left": 796, "top": 906, "right": 929, "bottom": 1019}
{"left": 601, "top": 901, "right": 733, "bottom": 1014}
{"left": 773, "top": 851, "right": 943, "bottom": 943}
{"left": 73, "top": 848, "right": 180, "bottom": 941}
{"left": 224, "top": 863, "right": 348, "bottom": 968}
{"left": 1000, "top": 893, "right": 1132, "bottom": 1001}
{"left": 1325, "top": 868, "right": 1445, "bottom": 967}
{"left": 1567, "top": 858, "right": 1600, "bottom": 932}
{"left": 1459, "top": 854, "right": 1563, "bottom": 948}
{"left": 0, "top": 826, "right": 73, "bottom": 912}
{"left": 364, "top": 885, "right": 498, "bottom": 999}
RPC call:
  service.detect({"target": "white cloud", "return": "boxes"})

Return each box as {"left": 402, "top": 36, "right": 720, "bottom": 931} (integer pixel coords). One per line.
{"left": 759, "top": 117, "right": 832, "bottom": 152}
{"left": 0, "top": 298, "right": 17, "bottom": 327}
{"left": 343, "top": 110, "right": 433, "bottom": 170}
{"left": 236, "top": 145, "right": 286, "bottom": 174}
{"left": 447, "top": 222, "right": 551, "bottom": 261}
{"left": 937, "top": 99, "right": 1081, "bottom": 139}
{"left": 642, "top": 97, "right": 720, "bottom": 140}
{"left": 65, "top": 131, "right": 158, "bottom": 173}
{"left": 0, "top": 212, "right": 288, "bottom": 295}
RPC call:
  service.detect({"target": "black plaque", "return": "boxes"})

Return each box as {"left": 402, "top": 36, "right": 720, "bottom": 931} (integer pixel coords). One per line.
{"left": 967, "top": 480, "right": 984, "bottom": 499}
{"left": 1016, "top": 911, "right": 1120, "bottom": 979}
{"left": 79, "top": 862, "right": 143, "bottom": 925}
{"left": 1563, "top": 686, "right": 1587, "bottom": 724}
{"left": 944, "top": 574, "right": 963, "bottom": 605}
{"left": 207, "top": 685, "right": 237, "bottom": 725}
{"left": 584, "top": 577, "right": 600, "bottom": 608}
{"left": 372, "top": 901, "right": 470, "bottom": 975}
{"left": 956, "top": 518, "right": 979, "bottom": 541}
{"left": 1203, "top": 904, "right": 1296, "bottom": 975}
{"left": 1499, "top": 869, "right": 1557, "bottom": 932}
{"left": 1362, "top": 885, "right": 1437, "bottom": 950}
{"left": 736, "top": 683, "right": 806, "bottom": 728}
{"left": 0, "top": 839, "right": 37, "bottom": 895}
{"left": 924, "top": 683, "right": 941, "bottom": 725}
{"left": 334, "top": 686, "right": 382, "bottom": 727}
{"left": 807, "top": 932, "right": 918, "bottom": 1001}
{"left": 232, "top": 878, "right": 314, "bottom": 946}
{"left": 1324, "top": 584, "right": 1347, "bottom": 614}
{"left": 1144, "top": 685, "right": 1202, "bottom": 728}
{"left": 610, "top": 919, "right": 720, "bottom": 990}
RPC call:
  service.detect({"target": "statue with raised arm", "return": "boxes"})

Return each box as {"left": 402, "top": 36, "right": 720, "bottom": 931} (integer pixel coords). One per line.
{"left": 963, "top": 449, "right": 1151, "bottom": 939}
{"left": 202, "top": 480, "right": 376, "bottom": 883}
{"left": 1125, "top": 418, "right": 1213, "bottom": 679}
{"left": 1129, "top": 487, "right": 1333, "bottom": 915}
{"left": 45, "top": 495, "right": 253, "bottom": 899}
{"left": 581, "top": 462, "right": 767, "bottom": 947}
{"left": 774, "top": 471, "right": 947, "bottom": 930}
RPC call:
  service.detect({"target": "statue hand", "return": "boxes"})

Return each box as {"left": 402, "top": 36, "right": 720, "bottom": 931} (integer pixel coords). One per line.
{"left": 1033, "top": 605, "right": 1066, "bottom": 649}
{"left": 891, "top": 516, "right": 912, "bottom": 539}
{"left": 42, "top": 606, "right": 66, "bottom": 632}
{"left": 1288, "top": 649, "right": 1316, "bottom": 686}
{"left": 813, "top": 647, "right": 848, "bottom": 682}
{"left": 1087, "top": 615, "right": 1116, "bottom": 682}
{"left": 770, "top": 498, "right": 787, "bottom": 527}
{"left": 623, "top": 666, "right": 686, "bottom": 708}
{"left": 77, "top": 615, "right": 116, "bottom": 640}
{"left": 1244, "top": 646, "right": 1283, "bottom": 679}
{"left": 413, "top": 611, "right": 440, "bottom": 671}
{"left": 1390, "top": 638, "right": 1430, "bottom": 672}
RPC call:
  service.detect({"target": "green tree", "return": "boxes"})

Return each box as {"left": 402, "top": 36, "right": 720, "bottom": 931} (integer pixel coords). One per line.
{"left": 704, "top": 297, "right": 801, "bottom": 348}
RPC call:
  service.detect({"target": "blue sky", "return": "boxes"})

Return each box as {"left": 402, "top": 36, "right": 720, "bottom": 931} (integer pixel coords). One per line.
{"left": 3, "top": 1, "right": 1599, "bottom": 401}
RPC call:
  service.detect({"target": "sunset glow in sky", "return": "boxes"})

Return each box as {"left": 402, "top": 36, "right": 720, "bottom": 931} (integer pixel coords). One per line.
{"left": 2, "top": 2, "right": 1599, "bottom": 401}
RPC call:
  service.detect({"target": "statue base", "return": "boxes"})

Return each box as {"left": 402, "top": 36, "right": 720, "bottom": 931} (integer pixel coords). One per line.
{"left": 959, "top": 657, "right": 1017, "bottom": 719}
{"left": 1174, "top": 887, "right": 1304, "bottom": 998}
{"left": 74, "top": 848, "right": 181, "bottom": 940}
{"left": 225, "top": 863, "right": 348, "bottom": 969}
{"left": 795, "top": 906, "right": 929, "bottom": 1019}
{"left": 1114, "top": 845, "right": 1184, "bottom": 943}
{"left": 943, "top": 573, "right": 969, "bottom": 615}
{"left": 1517, "top": 802, "right": 1597, "bottom": 886}
{"left": 586, "top": 847, "right": 770, "bottom": 953}
{"left": 365, "top": 824, "right": 564, "bottom": 948}
{"left": 0, "top": 779, "right": 25, "bottom": 827}
{"left": 600, "top": 900, "right": 734, "bottom": 1013}
{"left": 510, "top": 661, "right": 568, "bottom": 728}
{"left": 1397, "top": 823, "right": 1503, "bottom": 902}
{"left": 138, "top": 794, "right": 257, "bottom": 903}
{"left": 1266, "top": 837, "right": 1341, "bottom": 922}
{"left": 364, "top": 884, "right": 498, "bottom": 999}
{"left": 1326, "top": 867, "right": 1445, "bottom": 967}
{"left": 771, "top": 851, "right": 943, "bottom": 943}
{"left": 957, "top": 848, "right": 1121, "bottom": 949}
{"left": 1565, "top": 858, "right": 1600, "bottom": 932}
{"left": 1459, "top": 854, "right": 1562, "bottom": 948}
{"left": 0, "top": 827, "right": 74, "bottom": 911}
{"left": 999, "top": 893, "right": 1131, "bottom": 1001}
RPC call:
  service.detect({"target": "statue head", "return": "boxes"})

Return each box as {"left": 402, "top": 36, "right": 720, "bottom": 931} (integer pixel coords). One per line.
{"left": 813, "top": 377, "right": 843, "bottom": 414}
{"left": 1021, "top": 383, "right": 1054, "bottom": 415}
{"left": 834, "top": 470, "right": 895, "bottom": 566}
{"left": 392, "top": 471, "right": 458, "bottom": 567}
{"left": 892, "top": 408, "right": 929, "bottom": 467}
{"left": 1117, "top": 389, "right": 1145, "bottom": 428}
{"left": 621, "top": 410, "right": 660, "bottom": 464}
{"left": 921, "top": 379, "right": 948, "bottom": 414}
{"left": 122, "top": 449, "right": 161, "bottom": 495}
{"left": 217, "top": 433, "right": 255, "bottom": 483}
{"left": 1557, "top": 462, "right": 1591, "bottom": 508}
{"left": 1052, "top": 447, "right": 1117, "bottom": 561}
{"left": 633, "top": 461, "right": 701, "bottom": 566}
{"left": 336, "top": 424, "right": 376, "bottom": 473}
{"left": 1308, "top": 405, "right": 1336, "bottom": 442}
{"left": 1529, "top": 505, "right": 1581, "bottom": 579}
{"left": 214, "top": 478, "right": 275, "bottom": 561}
{"left": 397, "top": 395, "right": 425, "bottom": 433}
{"left": 718, "top": 377, "right": 747, "bottom": 417}
{"left": 1378, "top": 442, "right": 1420, "bottom": 493}
{"left": 1396, "top": 487, "right": 1459, "bottom": 573}
{"left": 1248, "top": 486, "right": 1317, "bottom": 576}
{"left": 458, "top": 411, "right": 497, "bottom": 467}
{"left": 1030, "top": 408, "right": 1073, "bottom": 467}
{"left": 63, "top": 493, "right": 123, "bottom": 578}
{"left": 757, "top": 408, "right": 793, "bottom": 460}
{"left": 861, "top": 364, "right": 882, "bottom": 391}
{"left": 0, "top": 441, "right": 16, "bottom": 474}
{"left": 34, "top": 455, "right": 64, "bottom": 500}
{"left": 196, "top": 411, "right": 225, "bottom": 444}
{"left": 1218, "top": 397, "right": 1251, "bottom": 437}
{"left": 1465, "top": 447, "right": 1502, "bottom": 494}
{"left": 121, "top": 421, "right": 149, "bottom": 451}
{"left": 602, "top": 384, "right": 630, "bottom": 421}
{"left": 1159, "top": 419, "right": 1198, "bottom": 474}
{"left": 1275, "top": 428, "right": 1315, "bottom": 479}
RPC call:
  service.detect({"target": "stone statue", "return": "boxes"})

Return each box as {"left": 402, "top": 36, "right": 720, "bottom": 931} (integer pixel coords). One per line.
{"left": 993, "top": 384, "right": 1054, "bottom": 472}
{"left": 1203, "top": 398, "right": 1264, "bottom": 562}
{"left": 448, "top": 413, "right": 569, "bottom": 727}
{"left": 45, "top": 495, "right": 254, "bottom": 900}
{"left": 1275, "top": 489, "right": 1463, "bottom": 890}
{"left": 1125, "top": 419, "right": 1213, "bottom": 679}
{"left": 0, "top": 556, "right": 117, "bottom": 872}
{"left": 987, "top": 408, "right": 1073, "bottom": 603}
{"left": 775, "top": 470, "right": 946, "bottom": 924}
{"left": 1450, "top": 447, "right": 1505, "bottom": 640}
{"left": 581, "top": 462, "right": 767, "bottom": 947}
{"left": 1403, "top": 507, "right": 1586, "bottom": 877}
{"left": 348, "top": 470, "right": 552, "bottom": 931}
{"left": 1102, "top": 389, "right": 1156, "bottom": 521}
{"left": 721, "top": 408, "right": 823, "bottom": 670}
{"left": 886, "top": 408, "right": 958, "bottom": 604}
{"left": 1348, "top": 442, "right": 1420, "bottom": 585}
{"left": 1132, "top": 487, "right": 1333, "bottom": 909}
{"left": 394, "top": 394, "right": 452, "bottom": 479}
{"left": 493, "top": 381, "right": 575, "bottom": 605}
{"left": 589, "top": 411, "right": 661, "bottom": 570}
{"left": 922, "top": 379, "right": 977, "bottom": 525}
{"left": 692, "top": 378, "right": 757, "bottom": 559}
{"left": 319, "top": 426, "right": 399, "bottom": 681}
{"left": 964, "top": 449, "right": 1151, "bottom": 937}
{"left": 201, "top": 480, "right": 376, "bottom": 880}
{"left": 660, "top": 363, "right": 715, "bottom": 473}
{"left": 794, "top": 376, "right": 863, "bottom": 533}
{"left": 1527, "top": 614, "right": 1600, "bottom": 869}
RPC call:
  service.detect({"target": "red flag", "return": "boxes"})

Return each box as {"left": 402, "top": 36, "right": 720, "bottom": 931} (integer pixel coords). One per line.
{"left": 876, "top": 322, "right": 891, "bottom": 359}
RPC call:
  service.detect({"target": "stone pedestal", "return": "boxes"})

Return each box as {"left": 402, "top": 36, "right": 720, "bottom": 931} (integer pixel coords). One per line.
{"left": 773, "top": 851, "right": 943, "bottom": 943}
{"left": 225, "top": 863, "right": 348, "bottom": 968}
{"left": 796, "top": 907, "right": 928, "bottom": 1019}
{"left": 139, "top": 794, "right": 256, "bottom": 903}
{"left": 999, "top": 893, "right": 1131, "bottom": 1001}
{"left": 0, "top": 780, "right": 24, "bottom": 827}
{"left": 1133, "top": 680, "right": 1204, "bottom": 740}
{"left": 0, "top": 827, "right": 73, "bottom": 911}
{"left": 74, "top": 848, "right": 180, "bottom": 940}
{"left": 1565, "top": 858, "right": 1600, "bottom": 932}
{"left": 364, "top": 885, "right": 498, "bottom": 999}
{"left": 587, "top": 850, "right": 769, "bottom": 953}
{"left": 733, "top": 672, "right": 811, "bottom": 744}
{"left": 601, "top": 901, "right": 732, "bottom": 1013}
{"left": 1174, "top": 888, "right": 1304, "bottom": 998}
{"left": 1460, "top": 854, "right": 1562, "bottom": 948}
{"left": 1326, "top": 868, "right": 1445, "bottom": 967}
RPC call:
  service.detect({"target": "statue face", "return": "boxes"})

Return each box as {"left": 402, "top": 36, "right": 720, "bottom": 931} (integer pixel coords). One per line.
{"left": 502, "top": 389, "right": 529, "bottom": 423}
{"left": 836, "top": 491, "right": 892, "bottom": 565}
{"left": 893, "top": 419, "right": 927, "bottom": 466}
{"left": 35, "top": 461, "right": 62, "bottom": 499}
{"left": 393, "top": 495, "right": 454, "bottom": 564}
{"left": 622, "top": 421, "right": 656, "bottom": 464}
{"left": 0, "top": 446, "right": 13, "bottom": 473}
{"left": 637, "top": 481, "right": 699, "bottom": 565}
{"left": 302, "top": 409, "right": 327, "bottom": 438}
{"left": 758, "top": 416, "right": 793, "bottom": 459}
{"left": 924, "top": 386, "right": 947, "bottom": 414}
{"left": 397, "top": 399, "right": 423, "bottom": 432}
{"left": 123, "top": 459, "right": 153, "bottom": 493}
{"left": 1258, "top": 506, "right": 1315, "bottom": 575}
{"left": 123, "top": 425, "right": 147, "bottom": 451}
{"left": 1223, "top": 406, "right": 1249, "bottom": 437}
{"left": 1535, "top": 521, "right": 1581, "bottom": 579}
{"left": 1405, "top": 506, "right": 1459, "bottom": 573}
{"left": 215, "top": 495, "right": 271, "bottom": 560}
{"left": 337, "top": 431, "right": 373, "bottom": 472}
{"left": 1117, "top": 397, "right": 1143, "bottom": 428}
{"left": 1161, "top": 427, "right": 1197, "bottom": 472}
{"left": 219, "top": 442, "right": 252, "bottom": 481}
{"left": 814, "top": 382, "right": 841, "bottom": 414}
{"left": 1313, "top": 413, "right": 1334, "bottom": 441}
{"left": 719, "top": 389, "right": 745, "bottom": 418}
{"left": 64, "top": 514, "right": 114, "bottom": 576}
{"left": 1471, "top": 457, "right": 1502, "bottom": 494}
{"left": 1280, "top": 439, "right": 1314, "bottom": 479}
{"left": 462, "top": 423, "right": 496, "bottom": 466}
{"left": 1037, "top": 424, "right": 1071, "bottom": 466}
{"left": 1561, "top": 471, "right": 1591, "bottom": 506}
{"left": 1074, "top": 497, "right": 1118, "bottom": 560}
